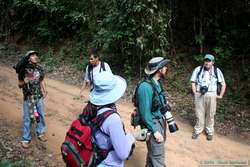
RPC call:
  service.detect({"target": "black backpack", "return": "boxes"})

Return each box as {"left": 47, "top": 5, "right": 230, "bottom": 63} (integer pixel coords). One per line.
{"left": 87, "top": 61, "right": 106, "bottom": 85}
{"left": 196, "top": 65, "right": 222, "bottom": 95}
{"left": 13, "top": 56, "right": 30, "bottom": 80}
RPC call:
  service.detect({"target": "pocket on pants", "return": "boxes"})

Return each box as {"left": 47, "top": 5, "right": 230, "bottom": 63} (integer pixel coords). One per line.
{"left": 151, "top": 141, "right": 164, "bottom": 156}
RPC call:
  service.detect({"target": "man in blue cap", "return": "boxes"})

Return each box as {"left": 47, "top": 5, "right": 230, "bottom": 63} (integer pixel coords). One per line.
{"left": 190, "top": 54, "right": 226, "bottom": 141}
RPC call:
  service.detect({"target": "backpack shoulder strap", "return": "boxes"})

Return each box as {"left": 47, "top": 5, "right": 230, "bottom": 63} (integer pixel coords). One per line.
{"left": 145, "top": 78, "right": 167, "bottom": 106}
{"left": 196, "top": 65, "right": 203, "bottom": 80}
{"left": 132, "top": 79, "right": 147, "bottom": 106}
{"left": 100, "top": 61, "right": 106, "bottom": 72}
{"left": 96, "top": 109, "right": 116, "bottom": 128}
{"left": 214, "top": 66, "right": 218, "bottom": 79}
{"left": 91, "top": 109, "right": 116, "bottom": 163}
{"left": 143, "top": 78, "right": 159, "bottom": 98}
{"left": 87, "top": 64, "right": 94, "bottom": 84}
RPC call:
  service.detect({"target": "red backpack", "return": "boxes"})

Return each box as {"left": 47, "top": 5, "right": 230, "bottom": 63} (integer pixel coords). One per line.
{"left": 61, "top": 109, "right": 115, "bottom": 167}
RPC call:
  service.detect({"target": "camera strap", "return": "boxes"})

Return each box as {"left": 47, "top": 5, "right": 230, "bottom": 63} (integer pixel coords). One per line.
{"left": 146, "top": 79, "right": 169, "bottom": 113}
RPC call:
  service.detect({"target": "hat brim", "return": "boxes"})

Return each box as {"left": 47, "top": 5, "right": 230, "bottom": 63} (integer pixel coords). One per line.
{"left": 89, "top": 75, "right": 127, "bottom": 105}
{"left": 144, "top": 68, "right": 158, "bottom": 75}
{"left": 25, "top": 51, "right": 38, "bottom": 58}
{"left": 144, "top": 59, "right": 170, "bottom": 75}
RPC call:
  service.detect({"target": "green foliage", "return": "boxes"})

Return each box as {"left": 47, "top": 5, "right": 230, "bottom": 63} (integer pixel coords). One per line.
{"left": 3, "top": 0, "right": 90, "bottom": 42}
{"left": 40, "top": 47, "right": 60, "bottom": 72}
{"left": 0, "top": 159, "right": 32, "bottom": 167}
{"left": 39, "top": 41, "right": 89, "bottom": 72}
{"left": 124, "top": 60, "right": 133, "bottom": 82}
{"left": 167, "top": 62, "right": 189, "bottom": 95}
{"left": 212, "top": 32, "right": 233, "bottom": 65}
{"left": 216, "top": 103, "right": 226, "bottom": 122}
{"left": 195, "top": 34, "right": 205, "bottom": 46}
{"left": 0, "top": 0, "right": 249, "bottom": 108}
{"left": 91, "top": 0, "right": 170, "bottom": 75}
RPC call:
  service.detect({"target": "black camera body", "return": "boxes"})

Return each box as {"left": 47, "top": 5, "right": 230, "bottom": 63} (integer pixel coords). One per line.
{"left": 160, "top": 104, "right": 171, "bottom": 115}
{"left": 200, "top": 86, "right": 208, "bottom": 95}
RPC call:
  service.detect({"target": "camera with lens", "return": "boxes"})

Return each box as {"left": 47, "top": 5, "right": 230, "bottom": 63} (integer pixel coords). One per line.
{"left": 200, "top": 86, "right": 208, "bottom": 95}
{"left": 161, "top": 105, "right": 179, "bottom": 133}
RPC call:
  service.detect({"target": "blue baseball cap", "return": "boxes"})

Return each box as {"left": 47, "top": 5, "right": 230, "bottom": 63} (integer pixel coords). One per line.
{"left": 204, "top": 54, "right": 215, "bottom": 61}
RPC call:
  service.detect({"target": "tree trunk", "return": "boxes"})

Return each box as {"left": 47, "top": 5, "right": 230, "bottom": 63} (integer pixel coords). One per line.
{"left": 199, "top": 0, "right": 203, "bottom": 54}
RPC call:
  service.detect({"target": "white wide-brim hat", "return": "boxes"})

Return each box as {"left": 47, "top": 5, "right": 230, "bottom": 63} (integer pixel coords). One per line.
{"left": 144, "top": 57, "right": 170, "bottom": 75}
{"left": 25, "top": 50, "right": 38, "bottom": 58}
{"left": 89, "top": 71, "right": 127, "bottom": 106}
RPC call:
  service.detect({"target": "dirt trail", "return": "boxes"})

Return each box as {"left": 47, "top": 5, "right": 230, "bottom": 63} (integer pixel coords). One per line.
{"left": 0, "top": 65, "right": 249, "bottom": 167}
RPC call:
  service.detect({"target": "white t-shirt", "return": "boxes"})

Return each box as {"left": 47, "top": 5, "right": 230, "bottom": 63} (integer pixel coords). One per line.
{"left": 190, "top": 66, "right": 225, "bottom": 92}
{"left": 84, "top": 61, "right": 112, "bottom": 85}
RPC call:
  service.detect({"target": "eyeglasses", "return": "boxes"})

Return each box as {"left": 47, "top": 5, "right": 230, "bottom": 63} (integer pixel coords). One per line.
{"left": 204, "top": 59, "right": 212, "bottom": 62}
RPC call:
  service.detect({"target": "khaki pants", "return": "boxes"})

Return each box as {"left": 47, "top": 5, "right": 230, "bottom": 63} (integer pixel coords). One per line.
{"left": 194, "top": 92, "right": 217, "bottom": 135}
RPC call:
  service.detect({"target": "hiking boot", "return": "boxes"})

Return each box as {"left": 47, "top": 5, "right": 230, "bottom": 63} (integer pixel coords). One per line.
{"left": 21, "top": 141, "right": 30, "bottom": 149}
{"left": 207, "top": 134, "right": 213, "bottom": 141}
{"left": 38, "top": 134, "right": 47, "bottom": 142}
{"left": 192, "top": 132, "right": 200, "bottom": 139}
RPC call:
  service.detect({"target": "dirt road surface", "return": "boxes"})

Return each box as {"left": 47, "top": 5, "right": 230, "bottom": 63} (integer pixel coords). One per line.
{"left": 0, "top": 65, "right": 249, "bottom": 167}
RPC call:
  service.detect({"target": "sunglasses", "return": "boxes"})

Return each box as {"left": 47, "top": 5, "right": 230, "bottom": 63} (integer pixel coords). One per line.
{"left": 204, "top": 59, "right": 212, "bottom": 62}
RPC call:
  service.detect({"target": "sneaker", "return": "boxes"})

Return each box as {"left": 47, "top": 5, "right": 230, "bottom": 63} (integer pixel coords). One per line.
{"left": 38, "top": 134, "right": 47, "bottom": 142}
{"left": 192, "top": 132, "right": 200, "bottom": 139}
{"left": 207, "top": 134, "right": 213, "bottom": 141}
{"left": 21, "top": 141, "right": 30, "bottom": 149}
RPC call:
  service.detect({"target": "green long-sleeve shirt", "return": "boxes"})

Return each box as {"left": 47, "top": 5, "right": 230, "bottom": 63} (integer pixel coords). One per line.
{"left": 137, "top": 79, "right": 165, "bottom": 133}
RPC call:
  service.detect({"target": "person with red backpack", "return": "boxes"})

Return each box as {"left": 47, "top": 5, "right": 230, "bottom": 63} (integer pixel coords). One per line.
{"left": 190, "top": 54, "right": 226, "bottom": 141}
{"left": 62, "top": 71, "right": 135, "bottom": 167}
{"left": 80, "top": 48, "right": 112, "bottom": 99}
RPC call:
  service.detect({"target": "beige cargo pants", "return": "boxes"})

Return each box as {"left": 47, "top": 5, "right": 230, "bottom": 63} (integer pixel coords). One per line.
{"left": 194, "top": 92, "right": 217, "bottom": 135}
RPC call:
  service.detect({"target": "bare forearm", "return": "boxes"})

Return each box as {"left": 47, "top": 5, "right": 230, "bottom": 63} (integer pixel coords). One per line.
{"left": 191, "top": 82, "right": 196, "bottom": 94}
{"left": 40, "top": 80, "right": 47, "bottom": 93}
{"left": 80, "top": 81, "right": 89, "bottom": 92}
{"left": 219, "top": 82, "right": 226, "bottom": 97}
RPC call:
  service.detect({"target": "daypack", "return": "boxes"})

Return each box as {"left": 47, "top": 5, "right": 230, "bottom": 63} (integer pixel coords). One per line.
{"left": 196, "top": 65, "right": 222, "bottom": 95}
{"left": 61, "top": 109, "right": 115, "bottom": 167}
{"left": 87, "top": 61, "right": 106, "bottom": 85}
{"left": 131, "top": 78, "right": 166, "bottom": 128}
{"left": 13, "top": 55, "right": 30, "bottom": 80}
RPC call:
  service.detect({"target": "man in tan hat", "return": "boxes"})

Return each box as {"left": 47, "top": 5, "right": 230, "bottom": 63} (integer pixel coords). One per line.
{"left": 136, "top": 57, "right": 171, "bottom": 167}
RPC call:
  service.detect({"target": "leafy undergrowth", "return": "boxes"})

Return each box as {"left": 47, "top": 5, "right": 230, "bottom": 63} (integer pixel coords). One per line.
{"left": 0, "top": 159, "right": 32, "bottom": 167}
{"left": 0, "top": 43, "right": 249, "bottom": 143}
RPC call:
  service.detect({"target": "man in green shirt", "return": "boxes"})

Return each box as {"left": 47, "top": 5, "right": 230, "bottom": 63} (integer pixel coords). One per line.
{"left": 137, "top": 57, "right": 170, "bottom": 167}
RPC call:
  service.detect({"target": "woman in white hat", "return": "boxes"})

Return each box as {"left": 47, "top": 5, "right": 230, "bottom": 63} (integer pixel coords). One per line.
{"left": 89, "top": 71, "right": 135, "bottom": 167}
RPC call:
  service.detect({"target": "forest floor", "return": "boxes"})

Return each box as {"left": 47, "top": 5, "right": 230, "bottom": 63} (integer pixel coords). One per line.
{"left": 0, "top": 43, "right": 249, "bottom": 167}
